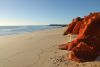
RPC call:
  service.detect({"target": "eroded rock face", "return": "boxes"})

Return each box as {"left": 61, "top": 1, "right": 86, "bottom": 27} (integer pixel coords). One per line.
{"left": 64, "top": 17, "right": 83, "bottom": 35}
{"left": 63, "top": 12, "right": 100, "bottom": 62}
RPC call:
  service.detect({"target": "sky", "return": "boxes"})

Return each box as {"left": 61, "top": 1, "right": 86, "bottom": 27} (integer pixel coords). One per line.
{"left": 0, "top": 0, "right": 100, "bottom": 26}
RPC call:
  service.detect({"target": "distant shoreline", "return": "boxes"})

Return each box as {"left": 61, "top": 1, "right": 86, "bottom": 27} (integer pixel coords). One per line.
{"left": 49, "top": 24, "right": 68, "bottom": 27}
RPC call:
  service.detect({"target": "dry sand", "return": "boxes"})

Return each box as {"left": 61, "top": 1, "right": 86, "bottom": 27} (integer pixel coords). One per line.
{"left": 0, "top": 27, "right": 100, "bottom": 67}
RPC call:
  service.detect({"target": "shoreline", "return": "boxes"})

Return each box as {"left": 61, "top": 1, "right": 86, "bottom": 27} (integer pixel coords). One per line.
{"left": 0, "top": 27, "right": 100, "bottom": 67}
{"left": 0, "top": 26, "right": 63, "bottom": 37}
{"left": 0, "top": 27, "right": 67, "bottom": 67}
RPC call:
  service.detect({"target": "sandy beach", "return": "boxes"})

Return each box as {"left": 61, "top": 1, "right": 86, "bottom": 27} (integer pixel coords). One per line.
{"left": 0, "top": 27, "right": 100, "bottom": 67}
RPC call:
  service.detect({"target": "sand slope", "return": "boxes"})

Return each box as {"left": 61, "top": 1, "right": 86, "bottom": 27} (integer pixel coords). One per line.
{"left": 0, "top": 27, "right": 100, "bottom": 67}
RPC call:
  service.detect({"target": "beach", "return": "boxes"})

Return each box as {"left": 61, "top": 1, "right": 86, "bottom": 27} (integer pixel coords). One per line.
{"left": 0, "top": 27, "right": 100, "bottom": 67}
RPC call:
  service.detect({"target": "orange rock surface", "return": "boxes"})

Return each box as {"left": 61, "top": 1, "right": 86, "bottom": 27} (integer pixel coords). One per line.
{"left": 61, "top": 12, "right": 100, "bottom": 62}
{"left": 64, "top": 17, "right": 83, "bottom": 35}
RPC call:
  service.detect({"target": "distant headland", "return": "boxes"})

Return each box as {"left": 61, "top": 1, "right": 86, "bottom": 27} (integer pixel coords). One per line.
{"left": 49, "top": 24, "right": 68, "bottom": 27}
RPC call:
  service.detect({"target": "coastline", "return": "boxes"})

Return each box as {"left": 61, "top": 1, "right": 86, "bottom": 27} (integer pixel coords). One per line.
{"left": 0, "top": 27, "right": 66, "bottom": 67}
{"left": 0, "top": 27, "right": 100, "bottom": 67}
{"left": 0, "top": 25, "right": 62, "bottom": 36}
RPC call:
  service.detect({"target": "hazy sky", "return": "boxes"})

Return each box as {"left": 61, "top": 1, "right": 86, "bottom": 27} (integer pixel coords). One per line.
{"left": 0, "top": 0, "right": 100, "bottom": 26}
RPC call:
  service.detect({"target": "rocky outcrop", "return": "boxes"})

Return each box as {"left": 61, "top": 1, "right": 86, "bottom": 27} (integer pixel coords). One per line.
{"left": 64, "top": 17, "right": 83, "bottom": 35}
{"left": 60, "top": 12, "right": 100, "bottom": 62}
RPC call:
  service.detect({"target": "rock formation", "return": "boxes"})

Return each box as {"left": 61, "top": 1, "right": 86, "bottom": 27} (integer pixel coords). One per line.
{"left": 59, "top": 12, "right": 100, "bottom": 62}
{"left": 64, "top": 17, "right": 83, "bottom": 35}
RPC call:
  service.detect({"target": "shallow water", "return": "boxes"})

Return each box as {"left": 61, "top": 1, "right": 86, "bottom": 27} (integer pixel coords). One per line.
{"left": 0, "top": 25, "right": 61, "bottom": 36}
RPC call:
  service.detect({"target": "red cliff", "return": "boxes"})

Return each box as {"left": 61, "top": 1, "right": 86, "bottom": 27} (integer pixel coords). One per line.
{"left": 60, "top": 12, "right": 100, "bottom": 62}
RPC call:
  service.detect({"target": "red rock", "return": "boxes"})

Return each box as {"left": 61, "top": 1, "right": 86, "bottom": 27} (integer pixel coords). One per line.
{"left": 72, "top": 21, "right": 83, "bottom": 34}
{"left": 64, "top": 17, "right": 83, "bottom": 35}
{"left": 60, "top": 12, "right": 100, "bottom": 62}
{"left": 71, "top": 42, "right": 97, "bottom": 62}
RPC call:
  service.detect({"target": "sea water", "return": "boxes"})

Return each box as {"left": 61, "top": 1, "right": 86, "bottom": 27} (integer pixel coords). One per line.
{"left": 0, "top": 25, "right": 61, "bottom": 36}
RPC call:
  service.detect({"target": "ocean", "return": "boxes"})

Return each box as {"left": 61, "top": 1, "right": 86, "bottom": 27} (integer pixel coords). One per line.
{"left": 0, "top": 25, "right": 61, "bottom": 36}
